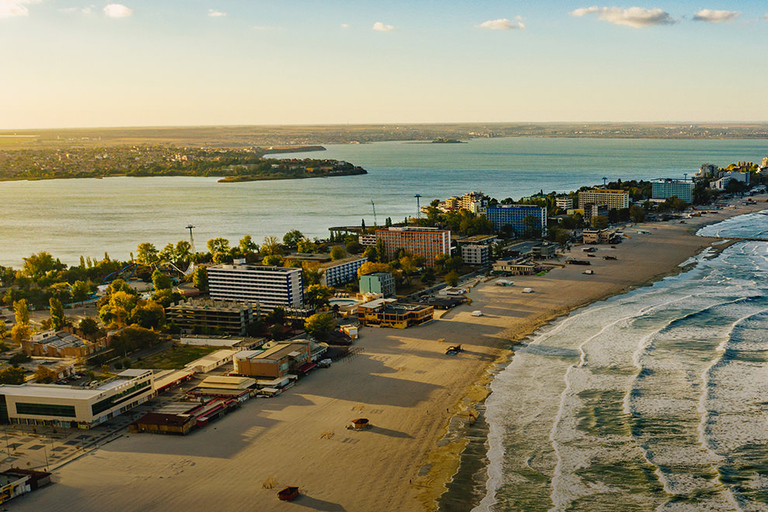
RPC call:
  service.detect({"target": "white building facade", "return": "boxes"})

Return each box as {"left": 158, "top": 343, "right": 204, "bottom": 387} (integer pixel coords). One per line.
{"left": 0, "top": 369, "right": 155, "bottom": 428}
{"left": 208, "top": 265, "right": 304, "bottom": 311}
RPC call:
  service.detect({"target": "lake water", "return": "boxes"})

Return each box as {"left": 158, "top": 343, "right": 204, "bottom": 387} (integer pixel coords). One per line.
{"left": 1, "top": 137, "right": 767, "bottom": 267}
{"left": 474, "top": 212, "right": 768, "bottom": 512}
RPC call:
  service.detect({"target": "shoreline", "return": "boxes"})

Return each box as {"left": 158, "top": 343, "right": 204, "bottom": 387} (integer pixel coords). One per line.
{"left": 424, "top": 197, "right": 768, "bottom": 511}
{"left": 16, "top": 197, "right": 768, "bottom": 512}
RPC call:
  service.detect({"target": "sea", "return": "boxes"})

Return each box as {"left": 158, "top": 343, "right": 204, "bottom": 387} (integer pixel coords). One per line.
{"left": 1, "top": 137, "right": 768, "bottom": 267}
{"left": 462, "top": 210, "right": 768, "bottom": 512}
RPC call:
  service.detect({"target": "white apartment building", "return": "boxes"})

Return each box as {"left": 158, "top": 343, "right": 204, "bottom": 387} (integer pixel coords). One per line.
{"left": 319, "top": 256, "right": 368, "bottom": 287}
{"left": 556, "top": 197, "right": 574, "bottom": 211}
{"left": 208, "top": 265, "right": 304, "bottom": 311}
{"left": 461, "top": 244, "right": 490, "bottom": 266}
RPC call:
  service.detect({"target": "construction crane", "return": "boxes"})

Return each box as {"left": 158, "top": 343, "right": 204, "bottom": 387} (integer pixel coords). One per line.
{"left": 370, "top": 200, "right": 378, "bottom": 227}
{"left": 415, "top": 194, "right": 422, "bottom": 219}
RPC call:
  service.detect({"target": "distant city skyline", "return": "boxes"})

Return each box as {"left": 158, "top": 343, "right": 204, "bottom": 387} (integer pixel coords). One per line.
{"left": 2, "top": 0, "right": 767, "bottom": 129}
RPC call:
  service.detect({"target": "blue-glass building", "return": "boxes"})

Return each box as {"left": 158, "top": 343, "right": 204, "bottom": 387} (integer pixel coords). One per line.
{"left": 486, "top": 205, "right": 547, "bottom": 236}
{"left": 651, "top": 179, "right": 694, "bottom": 203}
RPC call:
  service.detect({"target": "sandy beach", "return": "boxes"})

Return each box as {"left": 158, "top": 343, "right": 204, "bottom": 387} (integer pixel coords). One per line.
{"left": 14, "top": 197, "right": 768, "bottom": 512}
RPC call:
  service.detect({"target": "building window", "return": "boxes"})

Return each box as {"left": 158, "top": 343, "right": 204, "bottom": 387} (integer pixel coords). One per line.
{"left": 16, "top": 402, "right": 77, "bottom": 418}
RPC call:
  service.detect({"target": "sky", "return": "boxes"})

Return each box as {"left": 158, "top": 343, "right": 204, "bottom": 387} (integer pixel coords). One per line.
{"left": 1, "top": 0, "right": 767, "bottom": 129}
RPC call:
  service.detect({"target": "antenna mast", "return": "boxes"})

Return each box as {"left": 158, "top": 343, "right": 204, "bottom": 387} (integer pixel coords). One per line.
{"left": 370, "top": 200, "right": 378, "bottom": 227}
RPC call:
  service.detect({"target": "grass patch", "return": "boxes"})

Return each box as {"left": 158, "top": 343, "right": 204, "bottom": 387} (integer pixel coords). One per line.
{"left": 133, "top": 345, "right": 220, "bottom": 370}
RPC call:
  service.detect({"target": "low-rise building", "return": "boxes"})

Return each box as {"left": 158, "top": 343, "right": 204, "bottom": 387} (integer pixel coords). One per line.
{"left": 184, "top": 349, "right": 239, "bottom": 374}
{"left": 582, "top": 228, "right": 610, "bottom": 244}
{"left": 359, "top": 272, "right": 396, "bottom": 297}
{"left": 23, "top": 330, "right": 109, "bottom": 359}
{"left": 0, "top": 369, "right": 154, "bottom": 428}
{"left": 357, "top": 299, "right": 434, "bottom": 329}
{"left": 233, "top": 341, "right": 312, "bottom": 379}
{"left": 319, "top": 256, "right": 368, "bottom": 287}
{"left": 461, "top": 244, "right": 490, "bottom": 266}
{"left": 167, "top": 299, "right": 256, "bottom": 336}
{"left": 531, "top": 242, "right": 557, "bottom": 259}
{"left": 492, "top": 257, "right": 537, "bottom": 276}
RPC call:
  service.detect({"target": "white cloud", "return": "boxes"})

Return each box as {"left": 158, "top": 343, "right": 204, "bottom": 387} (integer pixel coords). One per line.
{"left": 476, "top": 18, "right": 525, "bottom": 30}
{"left": 570, "top": 6, "right": 676, "bottom": 28}
{"left": 208, "top": 8, "right": 226, "bottom": 17}
{"left": 341, "top": 23, "right": 349, "bottom": 29}
{"left": 103, "top": 3, "right": 132, "bottom": 18}
{"left": 59, "top": 6, "right": 95, "bottom": 15}
{"left": 372, "top": 21, "right": 396, "bottom": 32}
{"left": 0, "top": 0, "right": 41, "bottom": 18}
{"left": 692, "top": 9, "right": 740, "bottom": 23}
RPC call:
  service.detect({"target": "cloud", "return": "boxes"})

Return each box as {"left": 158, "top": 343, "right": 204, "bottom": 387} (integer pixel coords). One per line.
{"left": 372, "top": 21, "right": 396, "bottom": 31}
{"left": 208, "top": 8, "right": 226, "bottom": 17}
{"left": 103, "top": 3, "right": 132, "bottom": 18}
{"left": 0, "top": 0, "right": 41, "bottom": 18}
{"left": 570, "top": 6, "right": 676, "bottom": 28}
{"left": 59, "top": 6, "right": 95, "bottom": 15}
{"left": 340, "top": 23, "right": 349, "bottom": 29}
{"left": 692, "top": 9, "right": 740, "bottom": 23}
{"left": 476, "top": 17, "right": 525, "bottom": 30}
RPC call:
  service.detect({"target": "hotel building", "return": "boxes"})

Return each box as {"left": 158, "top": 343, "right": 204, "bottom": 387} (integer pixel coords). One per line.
{"left": 578, "top": 189, "right": 630, "bottom": 210}
{"left": 485, "top": 205, "right": 547, "bottom": 236}
{"left": 208, "top": 265, "right": 303, "bottom": 312}
{"left": 651, "top": 179, "right": 694, "bottom": 203}
{"left": 375, "top": 227, "right": 451, "bottom": 266}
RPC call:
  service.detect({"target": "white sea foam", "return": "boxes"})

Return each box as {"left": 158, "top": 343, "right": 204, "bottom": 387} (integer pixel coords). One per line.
{"left": 475, "top": 233, "right": 768, "bottom": 512}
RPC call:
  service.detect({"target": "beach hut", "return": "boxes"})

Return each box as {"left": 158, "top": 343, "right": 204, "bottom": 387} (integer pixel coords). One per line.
{"left": 348, "top": 418, "right": 370, "bottom": 430}
{"left": 278, "top": 486, "right": 300, "bottom": 501}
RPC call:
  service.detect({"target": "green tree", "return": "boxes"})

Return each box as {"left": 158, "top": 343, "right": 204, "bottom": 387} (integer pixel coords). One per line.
{"left": 266, "top": 307, "right": 286, "bottom": 325}
{"left": 305, "top": 284, "right": 335, "bottom": 309}
{"left": 238, "top": 235, "right": 259, "bottom": 255}
{"left": 34, "top": 365, "right": 58, "bottom": 383}
{"left": 79, "top": 317, "right": 100, "bottom": 338}
{"left": 262, "top": 254, "right": 283, "bottom": 266}
{"left": 152, "top": 269, "right": 173, "bottom": 291}
{"left": 444, "top": 271, "right": 460, "bottom": 287}
{"left": 49, "top": 297, "right": 66, "bottom": 331}
{"left": 193, "top": 266, "right": 208, "bottom": 291}
{"left": 174, "top": 240, "right": 193, "bottom": 267}
{"left": 330, "top": 245, "right": 347, "bottom": 261}
{"left": 110, "top": 325, "right": 160, "bottom": 355}
{"left": 357, "top": 261, "right": 389, "bottom": 278}
{"left": 591, "top": 215, "right": 609, "bottom": 229}
{"left": 282, "top": 230, "right": 304, "bottom": 249}
{"left": 0, "top": 322, "right": 6, "bottom": 340}
{"left": 9, "top": 353, "right": 31, "bottom": 367}
{"left": 136, "top": 242, "right": 160, "bottom": 266}
{"left": 129, "top": 300, "right": 165, "bottom": 330}
{"left": 99, "top": 291, "right": 138, "bottom": 328}
{"left": 151, "top": 288, "right": 183, "bottom": 308}
{"left": 14, "top": 299, "right": 29, "bottom": 326}
{"left": 629, "top": 204, "right": 646, "bottom": 224}
{"left": 304, "top": 313, "right": 336, "bottom": 341}
{"left": 262, "top": 236, "right": 283, "bottom": 256}
{"left": 0, "top": 367, "right": 25, "bottom": 385}
{"left": 421, "top": 268, "right": 436, "bottom": 285}
{"left": 302, "top": 264, "right": 323, "bottom": 286}
{"left": 23, "top": 252, "right": 61, "bottom": 279}
{"left": 71, "top": 280, "right": 91, "bottom": 302}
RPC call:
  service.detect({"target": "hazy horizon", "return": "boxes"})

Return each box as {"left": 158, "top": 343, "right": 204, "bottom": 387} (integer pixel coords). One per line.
{"left": 2, "top": 0, "right": 768, "bottom": 130}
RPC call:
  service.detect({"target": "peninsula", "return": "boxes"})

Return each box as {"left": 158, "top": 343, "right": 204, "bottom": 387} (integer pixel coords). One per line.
{"left": 0, "top": 144, "right": 366, "bottom": 182}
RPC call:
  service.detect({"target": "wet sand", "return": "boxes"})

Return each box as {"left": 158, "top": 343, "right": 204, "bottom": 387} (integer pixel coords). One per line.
{"left": 16, "top": 198, "right": 768, "bottom": 512}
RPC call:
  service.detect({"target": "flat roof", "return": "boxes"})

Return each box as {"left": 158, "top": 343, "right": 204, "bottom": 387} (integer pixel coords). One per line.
{"left": 184, "top": 350, "right": 238, "bottom": 368}
{"left": 318, "top": 255, "right": 367, "bottom": 268}
{"left": 250, "top": 342, "right": 308, "bottom": 361}
{"left": 0, "top": 383, "right": 103, "bottom": 400}
{"left": 209, "top": 264, "right": 299, "bottom": 273}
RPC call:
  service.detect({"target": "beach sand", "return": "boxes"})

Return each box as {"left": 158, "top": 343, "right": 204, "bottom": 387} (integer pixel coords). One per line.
{"left": 16, "top": 198, "right": 768, "bottom": 512}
